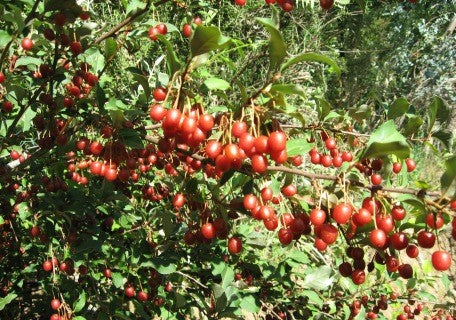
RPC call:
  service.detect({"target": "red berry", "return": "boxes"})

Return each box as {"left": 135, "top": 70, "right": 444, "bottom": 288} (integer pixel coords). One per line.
{"left": 0, "top": 72, "right": 5, "bottom": 83}
{"left": 392, "top": 162, "right": 402, "bottom": 173}
{"left": 124, "top": 285, "right": 135, "bottom": 298}
{"left": 370, "top": 229, "right": 386, "bottom": 248}
{"left": 320, "top": 0, "right": 334, "bottom": 10}
{"left": 391, "top": 205, "right": 406, "bottom": 220}
{"left": 310, "top": 209, "right": 326, "bottom": 226}
{"left": 153, "top": 87, "right": 167, "bottom": 101}
{"left": 21, "top": 38, "right": 34, "bottom": 51}
{"left": 228, "top": 237, "right": 242, "bottom": 254}
{"left": 243, "top": 194, "right": 258, "bottom": 211}
{"left": 50, "top": 299, "right": 61, "bottom": 310}
{"left": 405, "top": 158, "right": 416, "bottom": 172}
{"left": 417, "top": 230, "right": 436, "bottom": 248}
{"left": 201, "top": 223, "right": 216, "bottom": 239}
{"left": 278, "top": 228, "right": 293, "bottom": 245}
{"left": 182, "top": 24, "right": 192, "bottom": 38}
{"left": 268, "top": 131, "right": 287, "bottom": 153}
{"left": 137, "top": 291, "right": 149, "bottom": 302}
{"left": 353, "top": 208, "right": 372, "bottom": 226}
{"left": 370, "top": 174, "right": 382, "bottom": 185}
{"left": 431, "top": 250, "right": 451, "bottom": 271}
{"left": 406, "top": 245, "right": 419, "bottom": 258}
{"left": 332, "top": 203, "right": 353, "bottom": 225}
{"left": 235, "top": 0, "right": 247, "bottom": 5}
{"left": 281, "top": 184, "right": 297, "bottom": 197}
{"left": 351, "top": 269, "right": 365, "bottom": 285}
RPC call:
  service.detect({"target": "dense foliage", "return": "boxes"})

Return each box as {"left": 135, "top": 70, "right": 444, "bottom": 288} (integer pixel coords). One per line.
{"left": 0, "top": 0, "right": 455, "bottom": 319}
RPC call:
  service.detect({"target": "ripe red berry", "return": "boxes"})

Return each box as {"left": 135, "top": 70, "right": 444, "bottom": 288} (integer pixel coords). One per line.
{"left": 370, "top": 174, "right": 382, "bottom": 185}
{"left": 70, "top": 41, "right": 83, "bottom": 55}
{"left": 21, "top": 38, "right": 34, "bottom": 51}
{"left": 392, "top": 162, "right": 402, "bottom": 173}
{"left": 406, "top": 245, "right": 419, "bottom": 258}
{"left": 243, "top": 194, "right": 258, "bottom": 211}
{"left": 228, "top": 237, "right": 242, "bottom": 254}
{"left": 251, "top": 154, "right": 268, "bottom": 173}
{"left": 50, "top": 299, "right": 61, "bottom": 310}
{"left": 425, "top": 213, "right": 444, "bottom": 229}
{"left": 281, "top": 184, "right": 297, "bottom": 197}
{"left": 43, "top": 260, "right": 53, "bottom": 272}
{"left": 324, "top": 138, "right": 336, "bottom": 150}
{"left": 0, "top": 72, "right": 5, "bottom": 83}
{"left": 201, "top": 223, "right": 216, "bottom": 239}
{"left": 391, "top": 205, "right": 406, "bottom": 220}
{"left": 235, "top": 0, "right": 247, "bottom": 5}
{"left": 353, "top": 208, "right": 372, "bottom": 226}
{"left": 320, "top": 0, "right": 334, "bottom": 10}
{"left": 370, "top": 229, "right": 386, "bottom": 248}
{"left": 332, "top": 203, "right": 353, "bottom": 225}
{"left": 319, "top": 224, "right": 338, "bottom": 244}
{"left": 351, "top": 269, "right": 365, "bottom": 285}
{"left": 310, "top": 209, "right": 326, "bottom": 226}
{"left": 156, "top": 23, "right": 168, "bottom": 35}
{"left": 2, "top": 101, "right": 13, "bottom": 113}
{"left": 182, "top": 24, "right": 192, "bottom": 38}
{"left": 153, "top": 87, "right": 167, "bottom": 101}
{"left": 103, "top": 268, "right": 112, "bottom": 278}
{"left": 278, "top": 228, "right": 293, "bottom": 245}
{"left": 417, "top": 230, "right": 436, "bottom": 248}
{"left": 124, "top": 285, "right": 135, "bottom": 298}
{"left": 431, "top": 250, "right": 451, "bottom": 271}
{"left": 137, "top": 291, "right": 148, "bottom": 302}
{"left": 405, "top": 158, "right": 416, "bottom": 172}
{"left": 268, "top": 131, "right": 287, "bottom": 153}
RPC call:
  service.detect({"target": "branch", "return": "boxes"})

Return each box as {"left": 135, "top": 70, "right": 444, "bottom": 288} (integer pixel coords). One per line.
{"left": 143, "top": 135, "right": 443, "bottom": 199}
{"left": 93, "top": 0, "right": 171, "bottom": 45}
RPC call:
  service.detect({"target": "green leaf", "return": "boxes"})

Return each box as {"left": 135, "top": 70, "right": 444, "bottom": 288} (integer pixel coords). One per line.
{"left": 387, "top": 97, "right": 409, "bottom": 119}
{"left": 302, "top": 290, "right": 323, "bottom": 307}
{"left": 239, "top": 295, "right": 260, "bottom": 313}
{"left": 361, "top": 120, "right": 410, "bottom": 159}
{"left": 0, "top": 30, "right": 13, "bottom": 48}
{"left": 303, "top": 266, "right": 334, "bottom": 290}
{"left": 119, "top": 128, "right": 144, "bottom": 148}
{"left": 127, "top": 68, "right": 151, "bottom": 99}
{"left": 104, "top": 38, "right": 117, "bottom": 59}
{"left": 73, "top": 290, "right": 86, "bottom": 313}
{"left": 151, "top": 257, "right": 177, "bottom": 274}
{"left": 221, "top": 265, "right": 234, "bottom": 289}
{"left": 281, "top": 52, "right": 341, "bottom": 77}
{"left": 403, "top": 115, "right": 423, "bottom": 136}
{"left": 111, "top": 272, "right": 124, "bottom": 289}
{"left": 190, "top": 26, "right": 230, "bottom": 57}
{"left": 270, "top": 84, "right": 306, "bottom": 98}
{"left": 440, "top": 155, "right": 456, "bottom": 195}
{"left": 158, "top": 35, "right": 182, "bottom": 76}
{"left": 432, "top": 129, "right": 453, "bottom": 149}
{"left": 316, "top": 98, "right": 331, "bottom": 120}
{"left": 14, "top": 56, "right": 42, "bottom": 68}
{"left": 204, "top": 77, "right": 230, "bottom": 91}
{"left": 73, "top": 317, "right": 87, "bottom": 320}
{"left": 256, "top": 18, "right": 287, "bottom": 71}
{"left": 286, "top": 138, "right": 313, "bottom": 157}
{"left": 428, "top": 96, "right": 449, "bottom": 132}
{"left": 0, "top": 293, "right": 17, "bottom": 311}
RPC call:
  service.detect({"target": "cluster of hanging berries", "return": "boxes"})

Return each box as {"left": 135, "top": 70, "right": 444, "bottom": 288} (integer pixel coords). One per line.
{"left": 308, "top": 134, "right": 353, "bottom": 168}
{"left": 64, "top": 62, "right": 98, "bottom": 103}
{"left": 242, "top": 185, "right": 310, "bottom": 245}
{"left": 205, "top": 125, "right": 288, "bottom": 175}
{"left": 148, "top": 23, "right": 168, "bottom": 41}
{"left": 234, "top": 0, "right": 295, "bottom": 11}
{"left": 123, "top": 269, "right": 166, "bottom": 306}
